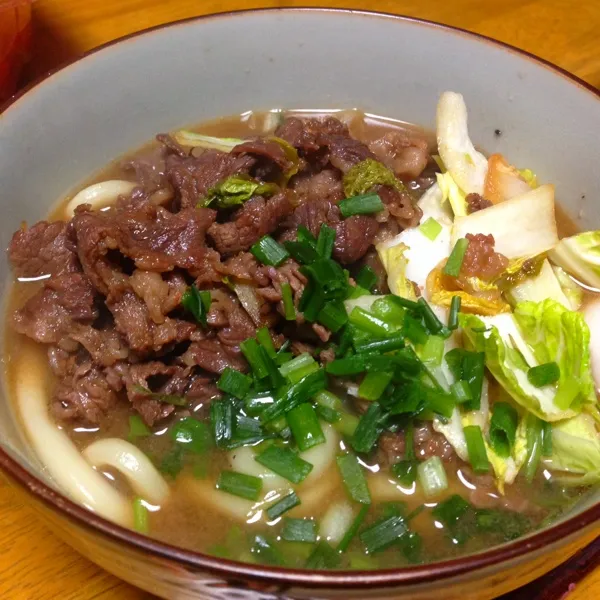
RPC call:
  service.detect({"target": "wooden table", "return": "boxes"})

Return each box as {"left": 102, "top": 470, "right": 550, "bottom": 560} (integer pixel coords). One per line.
{"left": 1, "top": 0, "right": 599, "bottom": 598}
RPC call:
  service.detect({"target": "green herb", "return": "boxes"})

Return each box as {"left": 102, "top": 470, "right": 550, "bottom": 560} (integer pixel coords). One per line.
{"left": 240, "top": 338, "right": 269, "bottom": 380}
{"left": 171, "top": 418, "right": 212, "bottom": 454}
{"left": 316, "top": 224, "right": 336, "bottom": 259}
{"left": 358, "top": 371, "right": 393, "bottom": 401}
{"left": 450, "top": 380, "right": 473, "bottom": 404}
{"left": 255, "top": 446, "right": 313, "bottom": 483}
{"left": 339, "top": 193, "right": 384, "bottom": 217}
{"left": 280, "top": 282, "right": 296, "bottom": 320}
{"left": 489, "top": 402, "right": 519, "bottom": 458}
{"left": 279, "top": 353, "right": 315, "bottom": 379}
{"left": 432, "top": 495, "right": 474, "bottom": 544}
{"left": 354, "top": 333, "right": 405, "bottom": 354}
{"left": 256, "top": 326, "right": 277, "bottom": 358}
{"left": 317, "top": 301, "right": 348, "bottom": 333}
{"left": 343, "top": 158, "right": 405, "bottom": 197}
{"left": 305, "top": 541, "right": 340, "bottom": 569}
{"left": 391, "top": 460, "right": 418, "bottom": 487}
{"left": 371, "top": 296, "right": 406, "bottom": 327}
{"left": 159, "top": 445, "right": 185, "bottom": 478}
{"left": 355, "top": 265, "right": 377, "bottom": 291}
{"left": 336, "top": 453, "right": 371, "bottom": 504}
{"left": 463, "top": 425, "right": 490, "bottom": 474}
{"left": 216, "top": 470, "right": 263, "bottom": 501}
{"left": 337, "top": 505, "right": 370, "bottom": 553}
{"left": 444, "top": 348, "right": 485, "bottom": 411}
{"left": 266, "top": 491, "right": 301, "bottom": 520}
{"left": 210, "top": 398, "right": 234, "bottom": 448}
{"left": 541, "top": 420, "right": 553, "bottom": 456}
{"left": 181, "top": 284, "right": 211, "bottom": 325}
{"left": 351, "top": 402, "right": 387, "bottom": 453}
{"left": 251, "top": 235, "right": 290, "bottom": 267}
{"left": 284, "top": 240, "right": 321, "bottom": 264}
{"left": 398, "top": 530, "right": 422, "bottom": 563}
{"left": 349, "top": 306, "right": 393, "bottom": 336}
{"left": 360, "top": 515, "right": 408, "bottom": 554}
{"left": 251, "top": 534, "right": 285, "bottom": 566}
{"left": 128, "top": 415, "right": 151, "bottom": 441}
{"left": 281, "top": 518, "right": 317, "bottom": 543}
{"left": 448, "top": 295, "right": 461, "bottom": 330}
{"left": 217, "top": 367, "right": 252, "bottom": 399}
{"left": 419, "top": 217, "right": 442, "bottom": 241}
{"left": 286, "top": 403, "right": 325, "bottom": 451}
{"left": 403, "top": 314, "right": 428, "bottom": 345}
{"left": 417, "top": 456, "right": 448, "bottom": 497}
{"left": 475, "top": 509, "right": 531, "bottom": 541}
{"left": 418, "top": 297, "right": 447, "bottom": 336}
{"left": 133, "top": 497, "right": 149, "bottom": 534}
{"left": 420, "top": 335, "right": 445, "bottom": 366}
{"left": 528, "top": 362, "right": 560, "bottom": 387}
{"left": 443, "top": 238, "right": 470, "bottom": 277}
{"left": 200, "top": 175, "right": 278, "bottom": 208}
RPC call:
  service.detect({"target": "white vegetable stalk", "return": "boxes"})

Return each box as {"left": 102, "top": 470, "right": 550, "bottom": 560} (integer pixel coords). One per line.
{"left": 65, "top": 180, "right": 137, "bottom": 217}
{"left": 16, "top": 351, "right": 132, "bottom": 526}
{"left": 83, "top": 438, "right": 170, "bottom": 505}
{"left": 319, "top": 501, "right": 354, "bottom": 544}
{"left": 172, "top": 130, "right": 243, "bottom": 152}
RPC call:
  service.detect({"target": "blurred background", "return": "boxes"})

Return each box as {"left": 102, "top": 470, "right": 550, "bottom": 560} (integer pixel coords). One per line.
{"left": 2, "top": 0, "right": 600, "bottom": 102}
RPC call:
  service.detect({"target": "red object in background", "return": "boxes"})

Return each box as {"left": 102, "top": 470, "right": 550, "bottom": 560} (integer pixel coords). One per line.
{"left": 0, "top": 0, "right": 32, "bottom": 102}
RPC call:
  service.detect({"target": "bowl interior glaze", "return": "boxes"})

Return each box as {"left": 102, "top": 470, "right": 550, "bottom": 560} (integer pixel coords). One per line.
{"left": 0, "top": 7, "right": 598, "bottom": 591}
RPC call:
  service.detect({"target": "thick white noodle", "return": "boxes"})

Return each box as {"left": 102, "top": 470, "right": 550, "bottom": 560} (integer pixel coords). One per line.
{"left": 319, "top": 500, "right": 354, "bottom": 544}
{"left": 64, "top": 180, "right": 136, "bottom": 217}
{"left": 83, "top": 438, "right": 170, "bottom": 505}
{"left": 16, "top": 352, "right": 132, "bottom": 526}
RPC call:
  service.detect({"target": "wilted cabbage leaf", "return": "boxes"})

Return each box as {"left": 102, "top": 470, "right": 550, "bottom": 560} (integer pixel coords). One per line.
{"left": 343, "top": 158, "right": 405, "bottom": 197}
{"left": 199, "top": 176, "right": 278, "bottom": 208}
{"left": 549, "top": 230, "right": 600, "bottom": 289}
{"left": 436, "top": 171, "right": 468, "bottom": 217}
{"left": 376, "top": 242, "right": 417, "bottom": 300}
{"left": 173, "top": 130, "right": 243, "bottom": 152}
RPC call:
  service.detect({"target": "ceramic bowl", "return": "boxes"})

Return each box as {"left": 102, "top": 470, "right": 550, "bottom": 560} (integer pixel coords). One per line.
{"left": 0, "top": 8, "right": 598, "bottom": 600}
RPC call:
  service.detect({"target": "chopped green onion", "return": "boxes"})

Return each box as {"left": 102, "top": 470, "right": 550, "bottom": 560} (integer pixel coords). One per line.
{"left": 348, "top": 284, "right": 370, "bottom": 298}
{"left": 389, "top": 295, "right": 421, "bottom": 312}
{"left": 541, "top": 421, "right": 553, "bottom": 456}
{"left": 305, "top": 541, "right": 340, "bottom": 569}
{"left": 371, "top": 296, "right": 406, "bottom": 327}
{"left": 419, "top": 217, "right": 442, "bottom": 241}
{"left": 286, "top": 403, "right": 325, "bottom": 451}
{"left": 181, "top": 284, "right": 211, "bottom": 325}
{"left": 403, "top": 314, "right": 428, "bottom": 345}
{"left": 336, "top": 453, "right": 371, "bottom": 504}
{"left": 210, "top": 398, "right": 234, "bottom": 448}
{"left": 133, "top": 497, "right": 149, "bottom": 534}
{"left": 159, "top": 446, "right": 185, "bottom": 479}
{"left": 489, "top": 402, "right": 519, "bottom": 458}
{"left": 217, "top": 367, "right": 252, "bottom": 399}
{"left": 417, "top": 456, "right": 448, "bottom": 497}
{"left": 315, "top": 404, "right": 341, "bottom": 423}
{"left": 354, "top": 333, "right": 405, "bottom": 354}
{"left": 399, "top": 530, "right": 422, "bottom": 563}
{"left": 445, "top": 348, "right": 485, "bottom": 411}
{"left": 279, "top": 352, "right": 315, "bottom": 379}
{"left": 424, "top": 387, "right": 455, "bottom": 419}
{"left": 326, "top": 350, "right": 420, "bottom": 377}
{"left": 420, "top": 335, "right": 445, "bottom": 366}
{"left": 244, "top": 391, "right": 274, "bottom": 416}
{"left": 132, "top": 385, "right": 187, "bottom": 406}
{"left": 260, "top": 368, "right": 327, "bottom": 424}
{"left": 336, "top": 413, "right": 360, "bottom": 438}
{"left": 281, "top": 518, "right": 317, "bottom": 543}
{"left": 258, "top": 345, "right": 285, "bottom": 389}
{"left": 317, "top": 300, "right": 348, "bottom": 333}
{"left": 450, "top": 380, "right": 473, "bottom": 404}
{"left": 251, "top": 534, "right": 285, "bottom": 566}
{"left": 358, "top": 371, "right": 393, "bottom": 401}
{"left": 297, "top": 225, "right": 317, "bottom": 247}
{"left": 266, "top": 491, "right": 301, "bottom": 520}
{"left": 281, "top": 282, "right": 296, "bottom": 321}
{"left": 448, "top": 295, "right": 461, "bottom": 330}
{"left": 355, "top": 265, "right": 377, "bottom": 291}
{"left": 443, "top": 237, "right": 470, "bottom": 277}
{"left": 524, "top": 416, "right": 543, "bottom": 483}
{"left": 216, "top": 470, "right": 263, "bottom": 501}
{"left": 301, "top": 259, "right": 348, "bottom": 301}
{"left": 359, "top": 515, "right": 408, "bottom": 554}
{"left": 463, "top": 425, "right": 490, "bottom": 474}
{"left": 336, "top": 505, "right": 369, "bottom": 553}
{"left": 418, "top": 298, "right": 447, "bottom": 336}
{"left": 250, "top": 235, "right": 290, "bottom": 266}
{"left": 240, "top": 338, "right": 269, "bottom": 379}
{"left": 391, "top": 460, "right": 418, "bottom": 487}
{"left": 286, "top": 362, "right": 320, "bottom": 384}
{"left": 274, "top": 351, "right": 294, "bottom": 366}
{"left": 349, "top": 306, "right": 393, "bottom": 336}
{"left": 339, "top": 193, "right": 384, "bottom": 217}
{"left": 316, "top": 224, "right": 336, "bottom": 259}
{"left": 432, "top": 494, "right": 473, "bottom": 544}
{"left": 255, "top": 446, "right": 313, "bottom": 483}
{"left": 351, "top": 402, "right": 387, "bottom": 453}
{"left": 128, "top": 415, "right": 151, "bottom": 441}
{"left": 528, "top": 362, "right": 560, "bottom": 387}
{"left": 233, "top": 413, "right": 264, "bottom": 441}
{"left": 285, "top": 240, "right": 321, "bottom": 265}
{"left": 171, "top": 418, "right": 212, "bottom": 454}
{"left": 256, "top": 326, "right": 277, "bottom": 358}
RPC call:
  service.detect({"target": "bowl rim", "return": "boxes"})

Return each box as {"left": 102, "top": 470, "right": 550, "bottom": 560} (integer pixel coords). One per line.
{"left": 1, "top": 6, "right": 599, "bottom": 590}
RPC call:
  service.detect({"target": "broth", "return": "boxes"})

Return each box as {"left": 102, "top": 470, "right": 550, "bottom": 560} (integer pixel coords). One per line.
{"left": 4, "top": 108, "right": 596, "bottom": 570}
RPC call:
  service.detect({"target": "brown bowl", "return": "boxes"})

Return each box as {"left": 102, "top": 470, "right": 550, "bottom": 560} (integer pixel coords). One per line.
{"left": 1, "top": 8, "right": 599, "bottom": 599}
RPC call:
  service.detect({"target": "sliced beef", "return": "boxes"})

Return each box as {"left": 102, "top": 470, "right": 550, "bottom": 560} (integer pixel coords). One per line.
{"left": 13, "top": 273, "right": 97, "bottom": 344}
{"left": 129, "top": 270, "right": 187, "bottom": 324}
{"left": 275, "top": 116, "right": 349, "bottom": 154}
{"left": 231, "top": 138, "right": 293, "bottom": 172}
{"left": 207, "top": 192, "right": 293, "bottom": 255}
{"left": 460, "top": 233, "right": 509, "bottom": 281}
{"left": 290, "top": 169, "right": 344, "bottom": 205}
{"left": 9, "top": 221, "right": 79, "bottom": 279}
{"left": 326, "top": 134, "right": 375, "bottom": 173}
{"left": 368, "top": 131, "right": 429, "bottom": 179}
{"left": 52, "top": 362, "right": 118, "bottom": 425}
{"left": 466, "top": 192, "right": 493, "bottom": 214}
{"left": 376, "top": 185, "right": 423, "bottom": 230}
{"left": 107, "top": 290, "right": 195, "bottom": 354}
{"left": 72, "top": 204, "right": 215, "bottom": 293}
{"left": 122, "top": 146, "right": 171, "bottom": 195}
{"left": 207, "top": 289, "right": 257, "bottom": 349}
{"left": 165, "top": 149, "right": 255, "bottom": 209}
{"left": 182, "top": 338, "right": 247, "bottom": 374}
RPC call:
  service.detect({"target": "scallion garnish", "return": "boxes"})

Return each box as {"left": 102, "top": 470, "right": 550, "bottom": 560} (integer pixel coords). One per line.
{"left": 339, "top": 193, "right": 384, "bottom": 217}
{"left": 266, "top": 491, "right": 301, "bottom": 520}
{"left": 541, "top": 421, "right": 553, "bottom": 456}
{"left": 402, "top": 314, "right": 428, "bottom": 345}
{"left": 255, "top": 446, "right": 313, "bottom": 483}
{"left": 284, "top": 240, "right": 321, "bottom": 265}
{"left": 305, "top": 541, "right": 340, "bottom": 569}
{"left": 280, "top": 282, "right": 296, "bottom": 321}
{"left": 317, "top": 300, "right": 348, "bottom": 333}
{"left": 286, "top": 403, "right": 325, "bottom": 451}
{"left": 450, "top": 380, "right": 473, "bottom": 404}
{"left": 354, "top": 333, "right": 405, "bottom": 354}
{"left": 240, "top": 338, "right": 269, "bottom": 379}
{"left": 128, "top": 415, "right": 151, "bottom": 441}
{"left": 250, "top": 235, "right": 290, "bottom": 266}
{"left": 281, "top": 518, "right": 317, "bottom": 543}
{"left": 133, "top": 497, "right": 149, "bottom": 534}
{"left": 336, "top": 505, "right": 369, "bottom": 553}
{"left": 355, "top": 265, "right": 377, "bottom": 291}
{"left": 417, "top": 456, "right": 448, "bottom": 497}
{"left": 251, "top": 534, "right": 285, "bottom": 566}
{"left": 316, "top": 224, "right": 336, "bottom": 259}
{"left": 420, "top": 335, "right": 445, "bottom": 366}
{"left": 358, "top": 371, "right": 393, "bottom": 401}
{"left": 418, "top": 297, "right": 447, "bottom": 336}
{"left": 279, "top": 352, "right": 315, "bottom": 379}
{"left": 359, "top": 515, "right": 408, "bottom": 554}
{"left": 445, "top": 348, "right": 485, "bottom": 411}
{"left": 181, "top": 284, "right": 211, "bottom": 325}
{"left": 443, "top": 237, "right": 470, "bottom": 277}
{"left": 256, "top": 326, "right": 277, "bottom": 358}
{"left": 448, "top": 295, "right": 461, "bottom": 330}
{"left": 216, "top": 470, "right": 263, "bottom": 501}
{"left": 217, "top": 367, "right": 252, "bottom": 399}
{"left": 489, "top": 402, "right": 519, "bottom": 458}
{"left": 351, "top": 402, "right": 387, "bottom": 453}
{"left": 171, "top": 417, "right": 212, "bottom": 454}
{"left": 391, "top": 460, "right": 418, "bottom": 487}
{"left": 419, "top": 216, "right": 442, "bottom": 241}
{"left": 210, "top": 398, "right": 234, "bottom": 448}
{"left": 349, "top": 306, "right": 393, "bottom": 336}
{"left": 463, "top": 425, "right": 490, "bottom": 474}
{"left": 336, "top": 453, "right": 371, "bottom": 504}
{"left": 527, "top": 362, "right": 560, "bottom": 387}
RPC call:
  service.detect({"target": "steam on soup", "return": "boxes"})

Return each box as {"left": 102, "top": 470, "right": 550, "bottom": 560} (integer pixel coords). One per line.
{"left": 5, "top": 92, "right": 599, "bottom": 570}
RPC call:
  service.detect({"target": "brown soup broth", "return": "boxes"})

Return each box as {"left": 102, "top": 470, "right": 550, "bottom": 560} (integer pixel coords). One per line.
{"left": 3, "top": 109, "right": 593, "bottom": 569}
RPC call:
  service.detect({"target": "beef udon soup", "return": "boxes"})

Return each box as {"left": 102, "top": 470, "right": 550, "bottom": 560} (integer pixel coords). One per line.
{"left": 5, "top": 92, "right": 600, "bottom": 570}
